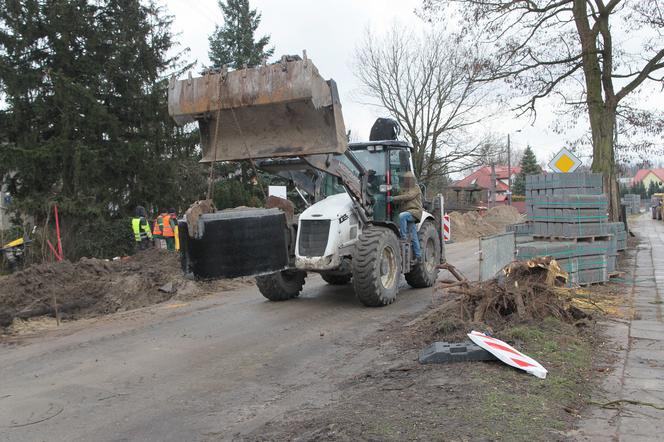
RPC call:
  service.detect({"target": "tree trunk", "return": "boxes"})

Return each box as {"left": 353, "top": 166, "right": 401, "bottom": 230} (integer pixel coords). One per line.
{"left": 588, "top": 104, "right": 620, "bottom": 221}
{"left": 573, "top": 0, "right": 619, "bottom": 222}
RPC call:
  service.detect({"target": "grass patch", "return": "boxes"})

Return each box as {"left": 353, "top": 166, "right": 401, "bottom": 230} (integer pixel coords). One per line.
{"left": 470, "top": 317, "right": 593, "bottom": 441}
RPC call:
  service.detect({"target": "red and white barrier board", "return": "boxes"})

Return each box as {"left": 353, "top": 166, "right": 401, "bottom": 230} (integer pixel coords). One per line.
{"left": 443, "top": 214, "right": 451, "bottom": 242}
{"left": 467, "top": 330, "right": 547, "bottom": 379}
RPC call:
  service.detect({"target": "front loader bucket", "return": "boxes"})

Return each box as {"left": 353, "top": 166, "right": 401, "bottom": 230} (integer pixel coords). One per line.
{"left": 168, "top": 56, "right": 347, "bottom": 162}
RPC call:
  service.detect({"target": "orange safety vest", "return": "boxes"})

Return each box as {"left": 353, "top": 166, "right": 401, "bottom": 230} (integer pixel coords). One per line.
{"left": 152, "top": 215, "right": 163, "bottom": 236}
{"left": 161, "top": 214, "right": 175, "bottom": 237}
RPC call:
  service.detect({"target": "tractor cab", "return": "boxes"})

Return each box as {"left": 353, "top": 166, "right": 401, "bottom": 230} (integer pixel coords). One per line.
{"left": 318, "top": 140, "right": 416, "bottom": 224}
{"left": 348, "top": 141, "right": 415, "bottom": 224}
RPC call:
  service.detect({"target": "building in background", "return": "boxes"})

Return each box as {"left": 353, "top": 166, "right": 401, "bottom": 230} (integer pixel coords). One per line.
{"left": 448, "top": 165, "right": 523, "bottom": 212}
{"left": 632, "top": 169, "right": 664, "bottom": 188}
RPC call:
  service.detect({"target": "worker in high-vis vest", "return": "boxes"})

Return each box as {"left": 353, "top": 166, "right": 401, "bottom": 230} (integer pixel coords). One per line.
{"left": 169, "top": 208, "right": 180, "bottom": 251}
{"left": 162, "top": 208, "right": 177, "bottom": 251}
{"left": 132, "top": 206, "right": 152, "bottom": 251}
{"left": 152, "top": 210, "right": 166, "bottom": 249}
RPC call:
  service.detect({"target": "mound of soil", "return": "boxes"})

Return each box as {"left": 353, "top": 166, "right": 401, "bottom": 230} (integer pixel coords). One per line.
{"left": 0, "top": 248, "right": 253, "bottom": 329}
{"left": 449, "top": 206, "right": 524, "bottom": 241}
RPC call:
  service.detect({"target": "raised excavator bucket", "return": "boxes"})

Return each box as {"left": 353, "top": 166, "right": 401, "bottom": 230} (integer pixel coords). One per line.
{"left": 168, "top": 55, "right": 347, "bottom": 161}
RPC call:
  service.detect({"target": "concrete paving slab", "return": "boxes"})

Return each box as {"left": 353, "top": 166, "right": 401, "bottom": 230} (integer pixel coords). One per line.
{"left": 623, "top": 365, "right": 664, "bottom": 380}
{"left": 625, "top": 348, "right": 664, "bottom": 364}
{"left": 633, "top": 310, "right": 660, "bottom": 321}
{"left": 618, "top": 416, "right": 664, "bottom": 440}
{"left": 593, "top": 372, "right": 626, "bottom": 397}
{"left": 630, "top": 338, "right": 664, "bottom": 352}
{"left": 630, "top": 325, "right": 664, "bottom": 341}
{"left": 622, "top": 377, "right": 664, "bottom": 392}
{"left": 620, "top": 387, "right": 664, "bottom": 403}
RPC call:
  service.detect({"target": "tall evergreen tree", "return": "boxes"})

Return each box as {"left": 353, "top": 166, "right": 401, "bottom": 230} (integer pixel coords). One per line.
{"left": 0, "top": 0, "right": 205, "bottom": 258}
{"left": 208, "top": 0, "right": 274, "bottom": 69}
{"left": 512, "top": 146, "right": 541, "bottom": 196}
{"left": 207, "top": 0, "right": 275, "bottom": 209}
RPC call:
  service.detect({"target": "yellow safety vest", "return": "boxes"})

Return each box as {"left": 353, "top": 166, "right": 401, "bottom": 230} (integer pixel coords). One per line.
{"left": 132, "top": 217, "right": 152, "bottom": 242}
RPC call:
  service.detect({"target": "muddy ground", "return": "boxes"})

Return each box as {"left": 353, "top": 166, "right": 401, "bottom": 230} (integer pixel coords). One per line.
{"left": 0, "top": 248, "right": 253, "bottom": 331}
{"left": 239, "top": 267, "right": 629, "bottom": 441}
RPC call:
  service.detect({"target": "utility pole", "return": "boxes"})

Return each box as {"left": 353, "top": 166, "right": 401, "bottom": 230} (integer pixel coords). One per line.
{"left": 490, "top": 162, "right": 496, "bottom": 209}
{"left": 507, "top": 134, "right": 512, "bottom": 206}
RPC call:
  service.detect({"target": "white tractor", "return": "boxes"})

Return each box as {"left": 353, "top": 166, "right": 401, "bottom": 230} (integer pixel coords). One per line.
{"left": 169, "top": 55, "right": 444, "bottom": 306}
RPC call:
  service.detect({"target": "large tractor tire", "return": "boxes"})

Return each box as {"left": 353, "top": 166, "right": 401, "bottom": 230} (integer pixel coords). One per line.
{"left": 321, "top": 272, "right": 352, "bottom": 285}
{"left": 256, "top": 270, "right": 306, "bottom": 301}
{"left": 405, "top": 221, "right": 441, "bottom": 288}
{"left": 352, "top": 227, "right": 402, "bottom": 307}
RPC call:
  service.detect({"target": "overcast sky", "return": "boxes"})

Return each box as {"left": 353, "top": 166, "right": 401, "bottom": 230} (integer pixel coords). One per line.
{"left": 165, "top": 0, "right": 590, "bottom": 170}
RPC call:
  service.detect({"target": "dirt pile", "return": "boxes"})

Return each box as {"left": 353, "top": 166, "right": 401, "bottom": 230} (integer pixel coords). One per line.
{"left": 0, "top": 248, "right": 253, "bottom": 328}
{"left": 448, "top": 205, "right": 524, "bottom": 241}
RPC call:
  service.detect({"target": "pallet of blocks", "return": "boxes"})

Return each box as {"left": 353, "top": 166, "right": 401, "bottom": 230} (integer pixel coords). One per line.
{"left": 518, "top": 172, "right": 622, "bottom": 287}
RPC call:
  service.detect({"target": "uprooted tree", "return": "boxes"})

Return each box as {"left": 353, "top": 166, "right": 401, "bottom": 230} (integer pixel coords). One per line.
{"left": 353, "top": 24, "right": 495, "bottom": 188}
{"left": 422, "top": 0, "right": 664, "bottom": 221}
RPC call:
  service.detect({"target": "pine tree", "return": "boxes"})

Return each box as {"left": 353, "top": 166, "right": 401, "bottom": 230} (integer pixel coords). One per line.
{"left": 208, "top": 0, "right": 274, "bottom": 69}
{"left": 512, "top": 146, "right": 542, "bottom": 195}
{"left": 0, "top": 0, "right": 206, "bottom": 259}
{"left": 207, "top": 0, "right": 275, "bottom": 208}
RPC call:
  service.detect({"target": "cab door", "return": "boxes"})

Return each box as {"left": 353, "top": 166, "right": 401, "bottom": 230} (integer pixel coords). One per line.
{"left": 387, "top": 149, "right": 415, "bottom": 223}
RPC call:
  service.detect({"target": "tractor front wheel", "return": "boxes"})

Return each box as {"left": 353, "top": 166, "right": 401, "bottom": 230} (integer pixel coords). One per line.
{"left": 352, "top": 227, "right": 402, "bottom": 306}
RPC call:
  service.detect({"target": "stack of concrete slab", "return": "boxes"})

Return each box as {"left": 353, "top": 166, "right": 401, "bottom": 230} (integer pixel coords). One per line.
{"left": 621, "top": 194, "right": 641, "bottom": 215}
{"left": 607, "top": 222, "right": 627, "bottom": 272}
{"left": 517, "top": 240, "right": 612, "bottom": 286}
{"left": 517, "top": 172, "right": 621, "bottom": 286}
{"left": 506, "top": 222, "right": 532, "bottom": 237}
{"left": 526, "top": 172, "right": 604, "bottom": 218}
{"left": 530, "top": 195, "right": 609, "bottom": 238}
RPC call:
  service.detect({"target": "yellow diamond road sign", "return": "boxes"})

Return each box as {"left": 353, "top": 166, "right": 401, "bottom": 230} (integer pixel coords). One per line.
{"left": 548, "top": 148, "right": 582, "bottom": 173}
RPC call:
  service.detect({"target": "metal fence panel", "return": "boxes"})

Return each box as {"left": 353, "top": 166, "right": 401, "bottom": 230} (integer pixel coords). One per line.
{"left": 479, "top": 232, "right": 516, "bottom": 282}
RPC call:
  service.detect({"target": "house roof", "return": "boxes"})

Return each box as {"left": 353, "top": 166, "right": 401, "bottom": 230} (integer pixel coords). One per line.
{"left": 454, "top": 165, "right": 522, "bottom": 191}
{"left": 633, "top": 169, "right": 664, "bottom": 185}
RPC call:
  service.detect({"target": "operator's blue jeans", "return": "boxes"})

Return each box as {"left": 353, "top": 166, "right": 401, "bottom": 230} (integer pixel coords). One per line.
{"left": 399, "top": 212, "right": 421, "bottom": 258}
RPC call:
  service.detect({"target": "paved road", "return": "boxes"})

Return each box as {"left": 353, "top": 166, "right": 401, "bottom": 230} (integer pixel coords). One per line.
{"left": 1, "top": 241, "right": 479, "bottom": 441}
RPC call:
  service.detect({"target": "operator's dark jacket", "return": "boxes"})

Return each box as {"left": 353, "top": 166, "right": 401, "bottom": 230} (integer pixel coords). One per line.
{"left": 392, "top": 174, "right": 423, "bottom": 221}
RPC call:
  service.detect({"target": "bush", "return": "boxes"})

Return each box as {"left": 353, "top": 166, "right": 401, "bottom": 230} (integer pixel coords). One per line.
{"left": 61, "top": 217, "right": 135, "bottom": 260}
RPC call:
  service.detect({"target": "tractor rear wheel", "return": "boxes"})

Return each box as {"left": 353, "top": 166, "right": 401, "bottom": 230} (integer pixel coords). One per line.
{"left": 256, "top": 270, "right": 306, "bottom": 301}
{"left": 321, "top": 272, "right": 352, "bottom": 285}
{"left": 405, "top": 221, "right": 440, "bottom": 288}
{"left": 352, "top": 227, "right": 402, "bottom": 306}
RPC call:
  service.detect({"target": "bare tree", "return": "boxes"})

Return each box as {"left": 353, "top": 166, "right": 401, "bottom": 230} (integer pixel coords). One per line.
{"left": 421, "top": 0, "right": 664, "bottom": 220}
{"left": 353, "top": 24, "right": 493, "bottom": 187}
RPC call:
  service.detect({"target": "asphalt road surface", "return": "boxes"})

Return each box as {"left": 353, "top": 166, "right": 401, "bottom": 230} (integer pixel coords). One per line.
{"left": 1, "top": 240, "right": 479, "bottom": 441}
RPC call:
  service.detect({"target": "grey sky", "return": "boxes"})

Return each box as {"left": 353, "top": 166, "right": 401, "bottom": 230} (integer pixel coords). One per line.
{"left": 165, "top": 0, "right": 594, "bottom": 170}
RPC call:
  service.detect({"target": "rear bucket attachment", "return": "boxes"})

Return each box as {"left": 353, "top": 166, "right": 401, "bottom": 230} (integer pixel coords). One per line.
{"left": 178, "top": 208, "right": 290, "bottom": 279}
{"left": 168, "top": 55, "right": 347, "bottom": 162}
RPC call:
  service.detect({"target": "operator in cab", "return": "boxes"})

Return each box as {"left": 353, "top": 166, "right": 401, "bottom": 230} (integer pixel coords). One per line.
{"left": 388, "top": 171, "right": 423, "bottom": 263}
